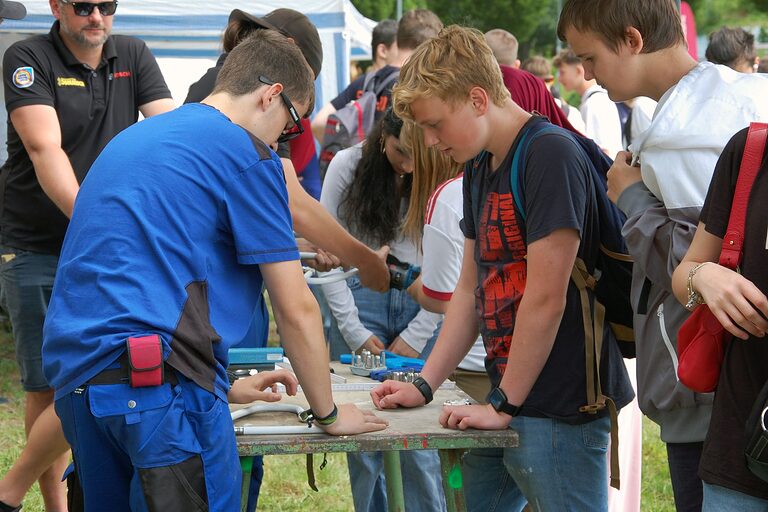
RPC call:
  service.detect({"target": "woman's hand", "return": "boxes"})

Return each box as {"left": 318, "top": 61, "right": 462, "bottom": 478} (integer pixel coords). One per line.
{"left": 297, "top": 238, "right": 342, "bottom": 272}
{"left": 359, "top": 335, "right": 385, "bottom": 355}
{"left": 227, "top": 369, "right": 299, "bottom": 404}
{"left": 693, "top": 263, "right": 768, "bottom": 339}
{"left": 388, "top": 336, "right": 419, "bottom": 358}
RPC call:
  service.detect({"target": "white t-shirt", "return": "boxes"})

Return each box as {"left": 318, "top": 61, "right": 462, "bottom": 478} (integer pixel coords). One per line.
{"left": 581, "top": 84, "right": 623, "bottom": 159}
{"left": 421, "top": 176, "right": 486, "bottom": 372}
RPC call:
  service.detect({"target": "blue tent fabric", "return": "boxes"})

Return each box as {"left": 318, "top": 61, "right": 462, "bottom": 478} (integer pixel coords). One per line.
{"left": 0, "top": 1, "right": 376, "bottom": 110}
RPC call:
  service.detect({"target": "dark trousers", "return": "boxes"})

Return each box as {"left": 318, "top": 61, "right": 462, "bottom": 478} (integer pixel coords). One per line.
{"left": 667, "top": 442, "right": 704, "bottom": 512}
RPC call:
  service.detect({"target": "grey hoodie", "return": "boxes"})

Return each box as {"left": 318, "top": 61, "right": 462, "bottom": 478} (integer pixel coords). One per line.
{"left": 616, "top": 63, "right": 768, "bottom": 443}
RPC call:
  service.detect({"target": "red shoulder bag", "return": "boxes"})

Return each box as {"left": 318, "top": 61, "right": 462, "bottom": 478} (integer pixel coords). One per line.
{"left": 677, "top": 122, "right": 768, "bottom": 393}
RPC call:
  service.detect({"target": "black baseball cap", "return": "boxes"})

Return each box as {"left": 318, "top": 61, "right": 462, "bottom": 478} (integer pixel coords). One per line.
{"left": 229, "top": 8, "right": 323, "bottom": 79}
{"left": 0, "top": 0, "right": 26, "bottom": 20}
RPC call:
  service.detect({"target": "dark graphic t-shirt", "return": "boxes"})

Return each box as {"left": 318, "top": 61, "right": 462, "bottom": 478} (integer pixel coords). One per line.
{"left": 699, "top": 127, "right": 768, "bottom": 500}
{"left": 461, "top": 117, "right": 633, "bottom": 423}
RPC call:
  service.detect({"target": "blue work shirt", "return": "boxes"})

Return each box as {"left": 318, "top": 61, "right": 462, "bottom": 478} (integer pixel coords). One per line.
{"left": 43, "top": 103, "right": 298, "bottom": 400}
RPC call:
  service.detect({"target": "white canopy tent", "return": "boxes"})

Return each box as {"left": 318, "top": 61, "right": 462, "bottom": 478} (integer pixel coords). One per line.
{"left": 0, "top": 0, "right": 376, "bottom": 108}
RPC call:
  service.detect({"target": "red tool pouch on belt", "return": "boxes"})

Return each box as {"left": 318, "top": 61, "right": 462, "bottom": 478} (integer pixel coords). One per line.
{"left": 126, "top": 334, "right": 164, "bottom": 388}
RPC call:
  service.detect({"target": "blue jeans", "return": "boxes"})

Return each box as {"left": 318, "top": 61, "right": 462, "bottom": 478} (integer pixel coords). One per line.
{"left": 326, "top": 276, "right": 422, "bottom": 360}
{"left": 325, "top": 276, "right": 444, "bottom": 511}
{"left": 0, "top": 246, "right": 57, "bottom": 391}
{"left": 348, "top": 450, "right": 446, "bottom": 512}
{"left": 463, "top": 416, "right": 611, "bottom": 512}
{"left": 703, "top": 482, "right": 768, "bottom": 511}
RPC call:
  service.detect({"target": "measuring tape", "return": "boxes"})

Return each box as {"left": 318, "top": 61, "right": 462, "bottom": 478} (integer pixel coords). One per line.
{"left": 274, "top": 381, "right": 457, "bottom": 393}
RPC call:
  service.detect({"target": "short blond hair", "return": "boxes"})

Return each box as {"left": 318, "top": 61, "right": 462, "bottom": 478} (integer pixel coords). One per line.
{"left": 484, "top": 29, "right": 519, "bottom": 66}
{"left": 392, "top": 25, "right": 510, "bottom": 121}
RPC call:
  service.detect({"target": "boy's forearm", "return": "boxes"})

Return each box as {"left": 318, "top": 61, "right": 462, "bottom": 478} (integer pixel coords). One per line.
{"left": 272, "top": 287, "right": 335, "bottom": 418}
{"left": 497, "top": 291, "right": 567, "bottom": 406}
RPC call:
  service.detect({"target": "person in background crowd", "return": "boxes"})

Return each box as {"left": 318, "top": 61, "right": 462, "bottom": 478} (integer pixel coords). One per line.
{"left": 484, "top": 28, "right": 520, "bottom": 68}
{"left": 558, "top": 1, "right": 768, "bottom": 510}
{"left": 554, "top": 48, "right": 623, "bottom": 158}
{"left": 0, "top": 0, "right": 174, "bottom": 510}
{"left": 367, "top": 19, "right": 398, "bottom": 74}
{"left": 311, "top": 9, "right": 443, "bottom": 140}
{"left": 705, "top": 26, "right": 759, "bottom": 73}
{"left": 521, "top": 54, "right": 587, "bottom": 133}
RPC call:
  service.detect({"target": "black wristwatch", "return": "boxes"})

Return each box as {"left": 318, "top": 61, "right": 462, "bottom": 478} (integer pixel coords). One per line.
{"left": 487, "top": 387, "right": 522, "bottom": 417}
{"left": 412, "top": 376, "right": 433, "bottom": 405}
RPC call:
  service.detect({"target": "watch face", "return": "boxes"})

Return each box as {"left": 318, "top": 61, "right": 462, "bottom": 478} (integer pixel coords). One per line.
{"left": 487, "top": 387, "right": 507, "bottom": 412}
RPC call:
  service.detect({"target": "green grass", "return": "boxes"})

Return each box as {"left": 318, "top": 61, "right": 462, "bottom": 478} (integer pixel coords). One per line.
{"left": 0, "top": 324, "right": 675, "bottom": 511}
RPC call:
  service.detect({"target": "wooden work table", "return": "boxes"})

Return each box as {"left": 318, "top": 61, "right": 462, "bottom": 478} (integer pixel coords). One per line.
{"left": 232, "top": 362, "right": 518, "bottom": 512}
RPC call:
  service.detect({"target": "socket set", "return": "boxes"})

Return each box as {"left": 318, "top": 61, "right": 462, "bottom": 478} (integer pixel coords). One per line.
{"left": 350, "top": 349, "right": 387, "bottom": 377}
{"left": 383, "top": 369, "right": 420, "bottom": 383}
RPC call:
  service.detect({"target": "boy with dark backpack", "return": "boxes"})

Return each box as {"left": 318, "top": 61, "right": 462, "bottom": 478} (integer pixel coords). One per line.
{"left": 370, "top": 25, "right": 633, "bottom": 511}
{"left": 318, "top": 67, "right": 399, "bottom": 177}
{"left": 313, "top": 9, "right": 443, "bottom": 175}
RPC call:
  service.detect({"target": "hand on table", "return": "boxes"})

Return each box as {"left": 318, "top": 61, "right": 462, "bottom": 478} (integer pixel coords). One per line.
{"left": 693, "top": 262, "right": 768, "bottom": 339}
{"left": 439, "top": 404, "right": 512, "bottom": 431}
{"left": 606, "top": 151, "right": 642, "bottom": 204}
{"left": 321, "top": 403, "right": 388, "bottom": 435}
{"left": 388, "top": 336, "right": 419, "bottom": 359}
{"left": 359, "top": 335, "right": 385, "bottom": 355}
{"left": 227, "top": 369, "right": 298, "bottom": 404}
{"left": 370, "top": 380, "right": 425, "bottom": 409}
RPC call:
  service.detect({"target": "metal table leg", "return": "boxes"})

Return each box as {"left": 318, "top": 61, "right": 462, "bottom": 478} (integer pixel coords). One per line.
{"left": 383, "top": 450, "right": 405, "bottom": 512}
{"left": 439, "top": 448, "right": 467, "bottom": 512}
{"left": 240, "top": 456, "right": 253, "bottom": 512}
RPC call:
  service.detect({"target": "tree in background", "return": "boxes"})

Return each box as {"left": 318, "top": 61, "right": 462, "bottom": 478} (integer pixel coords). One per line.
{"left": 352, "top": 0, "right": 427, "bottom": 21}
{"left": 689, "top": 0, "right": 768, "bottom": 34}
{"left": 351, "top": 0, "right": 561, "bottom": 59}
{"left": 351, "top": 0, "right": 767, "bottom": 60}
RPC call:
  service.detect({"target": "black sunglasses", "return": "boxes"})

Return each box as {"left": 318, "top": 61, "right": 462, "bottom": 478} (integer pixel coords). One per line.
{"left": 61, "top": 0, "right": 118, "bottom": 17}
{"left": 258, "top": 76, "right": 304, "bottom": 143}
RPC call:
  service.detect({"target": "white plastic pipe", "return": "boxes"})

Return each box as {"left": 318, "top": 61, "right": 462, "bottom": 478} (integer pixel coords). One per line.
{"left": 231, "top": 403, "right": 323, "bottom": 435}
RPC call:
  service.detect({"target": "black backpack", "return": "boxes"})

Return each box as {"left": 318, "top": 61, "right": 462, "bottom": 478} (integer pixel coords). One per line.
{"left": 318, "top": 69, "right": 399, "bottom": 178}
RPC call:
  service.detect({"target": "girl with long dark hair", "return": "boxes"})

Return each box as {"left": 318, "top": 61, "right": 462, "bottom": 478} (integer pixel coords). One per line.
{"left": 320, "top": 108, "right": 445, "bottom": 512}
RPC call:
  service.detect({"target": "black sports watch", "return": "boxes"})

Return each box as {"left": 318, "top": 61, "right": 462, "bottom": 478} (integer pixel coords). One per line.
{"left": 487, "top": 387, "right": 522, "bottom": 417}
{"left": 412, "top": 376, "right": 434, "bottom": 405}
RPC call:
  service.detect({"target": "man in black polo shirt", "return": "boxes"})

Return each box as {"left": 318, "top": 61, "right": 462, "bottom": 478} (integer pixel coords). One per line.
{"left": 0, "top": 1, "right": 173, "bottom": 509}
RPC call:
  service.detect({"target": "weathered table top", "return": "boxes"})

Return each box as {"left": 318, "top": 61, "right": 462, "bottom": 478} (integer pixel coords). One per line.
{"left": 233, "top": 363, "right": 518, "bottom": 456}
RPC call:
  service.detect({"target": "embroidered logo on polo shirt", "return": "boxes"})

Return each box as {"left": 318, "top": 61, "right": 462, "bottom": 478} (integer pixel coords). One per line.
{"left": 12, "top": 66, "right": 34, "bottom": 88}
{"left": 56, "top": 77, "right": 86, "bottom": 88}
{"left": 111, "top": 71, "right": 132, "bottom": 79}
